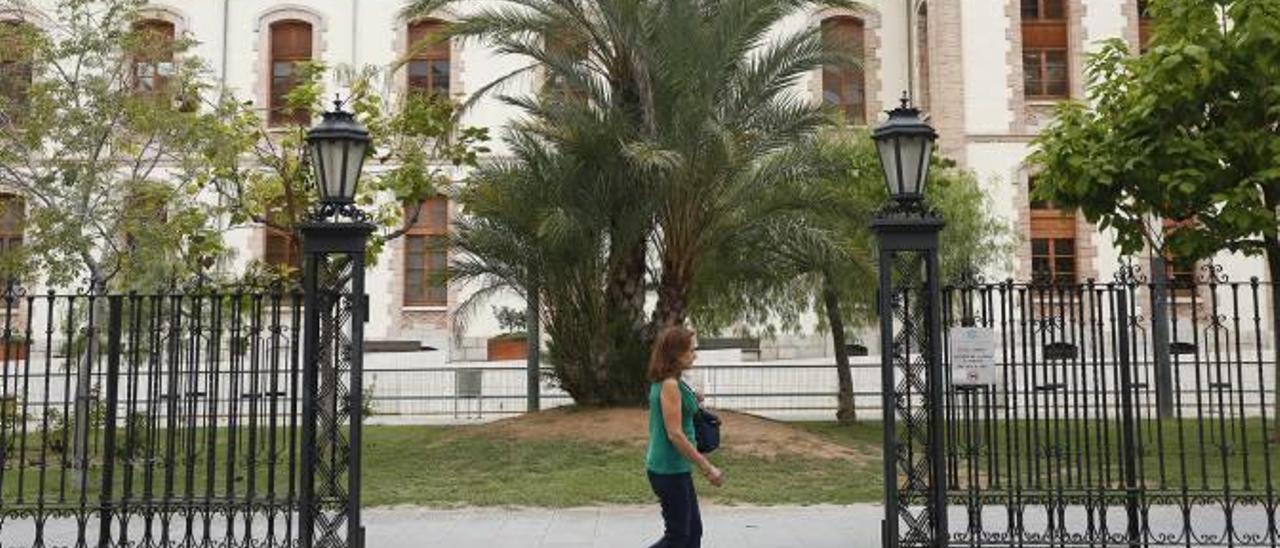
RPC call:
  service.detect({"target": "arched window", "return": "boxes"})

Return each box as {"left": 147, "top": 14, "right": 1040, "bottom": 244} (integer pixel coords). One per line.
{"left": 1022, "top": 0, "right": 1069, "bottom": 99}
{"left": 269, "top": 20, "right": 313, "bottom": 126}
{"left": 407, "top": 19, "right": 450, "bottom": 97}
{"left": 131, "top": 19, "right": 176, "bottom": 93}
{"left": 820, "top": 16, "right": 866, "bottom": 125}
{"left": 0, "top": 21, "right": 35, "bottom": 118}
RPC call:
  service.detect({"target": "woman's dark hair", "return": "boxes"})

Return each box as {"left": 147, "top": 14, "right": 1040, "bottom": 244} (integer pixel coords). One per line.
{"left": 648, "top": 325, "right": 695, "bottom": 382}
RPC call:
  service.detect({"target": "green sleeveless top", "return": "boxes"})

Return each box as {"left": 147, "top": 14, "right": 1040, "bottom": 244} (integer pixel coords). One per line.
{"left": 646, "top": 379, "right": 698, "bottom": 474}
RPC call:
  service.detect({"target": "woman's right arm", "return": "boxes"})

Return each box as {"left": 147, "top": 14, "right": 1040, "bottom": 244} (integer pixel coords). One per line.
{"left": 660, "top": 379, "right": 724, "bottom": 486}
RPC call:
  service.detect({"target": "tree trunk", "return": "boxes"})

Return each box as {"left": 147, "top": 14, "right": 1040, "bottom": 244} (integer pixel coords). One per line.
{"left": 650, "top": 261, "right": 690, "bottom": 331}
{"left": 1265, "top": 237, "right": 1280, "bottom": 442}
{"left": 604, "top": 236, "right": 649, "bottom": 405}
{"left": 823, "top": 276, "right": 856, "bottom": 423}
{"left": 526, "top": 278, "right": 541, "bottom": 413}
{"left": 608, "top": 237, "right": 648, "bottom": 330}
{"left": 1148, "top": 254, "right": 1174, "bottom": 419}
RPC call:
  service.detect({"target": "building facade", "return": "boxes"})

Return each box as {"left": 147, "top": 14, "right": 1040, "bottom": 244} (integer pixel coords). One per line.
{"left": 2, "top": 0, "right": 1272, "bottom": 360}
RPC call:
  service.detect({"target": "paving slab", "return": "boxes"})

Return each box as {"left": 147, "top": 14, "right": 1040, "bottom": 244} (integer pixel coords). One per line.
{"left": 361, "top": 505, "right": 879, "bottom": 548}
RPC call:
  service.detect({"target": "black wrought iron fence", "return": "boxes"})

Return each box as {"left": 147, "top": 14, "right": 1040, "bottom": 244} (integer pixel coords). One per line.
{"left": 938, "top": 275, "right": 1279, "bottom": 546}
{"left": 0, "top": 289, "right": 304, "bottom": 548}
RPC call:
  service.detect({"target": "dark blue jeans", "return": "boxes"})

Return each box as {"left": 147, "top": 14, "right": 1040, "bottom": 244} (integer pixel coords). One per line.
{"left": 647, "top": 471, "right": 702, "bottom": 548}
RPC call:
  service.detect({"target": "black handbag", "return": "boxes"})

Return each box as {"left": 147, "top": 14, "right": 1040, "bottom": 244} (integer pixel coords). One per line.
{"left": 693, "top": 407, "right": 721, "bottom": 454}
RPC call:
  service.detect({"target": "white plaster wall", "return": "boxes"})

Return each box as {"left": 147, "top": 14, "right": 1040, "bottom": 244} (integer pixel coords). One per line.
{"left": 964, "top": 142, "right": 1026, "bottom": 280}
{"left": 1093, "top": 225, "right": 1125, "bottom": 281}
{"left": 365, "top": 248, "right": 395, "bottom": 341}
{"left": 1083, "top": 0, "right": 1127, "bottom": 55}
{"left": 960, "top": 0, "right": 1012, "bottom": 135}
{"left": 874, "top": 0, "right": 910, "bottom": 113}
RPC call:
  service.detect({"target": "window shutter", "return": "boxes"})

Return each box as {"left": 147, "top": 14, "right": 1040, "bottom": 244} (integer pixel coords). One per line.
{"left": 131, "top": 20, "right": 176, "bottom": 93}
{"left": 269, "top": 20, "right": 313, "bottom": 125}
{"left": 0, "top": 194, "right": 24, "bottom": 239}
{"left": 1021, "top": 0, "right": 1069, "bottom": 99}
{"left": 820, "top": 17, "right": 866, "bottom": 125}
{"left": 408, "top": 20, "right": 450, "bottom": 97}
{"left": 0, "top": 22, "right": 34, "bottom": 114}
{"left": 272, "top": 21, "right": 313, "bottom": 59}
{"left": 404, "top": 196, "right": 449, "bottom": 306}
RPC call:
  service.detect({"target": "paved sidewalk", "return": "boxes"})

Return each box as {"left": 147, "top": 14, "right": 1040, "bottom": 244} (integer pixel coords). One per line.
{"left": 363, "top": 505, "right": 881, "bottom": 548}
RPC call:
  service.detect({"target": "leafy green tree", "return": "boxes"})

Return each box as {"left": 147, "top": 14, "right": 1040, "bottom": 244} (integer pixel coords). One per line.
{"left": 1028, "top": 0, "right": 1280, "bottom": 437}
{"left": 202, "top": 63, "right": 489, "bottom": 277}
{"left": 0, "top": 0, "right": 226, "bottom": 291}
{"left": 695, "top": 128, "right": 1015, "bottom": 422}
{"left": 0, "top": 0, "right": 489, "bottom": 291}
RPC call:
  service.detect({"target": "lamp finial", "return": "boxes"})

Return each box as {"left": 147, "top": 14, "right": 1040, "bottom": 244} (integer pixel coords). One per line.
{"left": 899, "top": 91, "right": 911, "bottom": 110}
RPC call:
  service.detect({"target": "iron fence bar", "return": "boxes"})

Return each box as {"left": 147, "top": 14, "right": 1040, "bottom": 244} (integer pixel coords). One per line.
{"left": 1115, "top": 287, "right": 1142, "bottom": 547}
{"left": 266, "top": 291, "right": 284, "bottom": 543}
{"left": 98, "top": 296, "right": 123, "bottom": 547}
{"left": 288, "top": 291, "right": 303, "bottom": 545}
{"left": 1232, "top": 283, "right": 1252, "bottom": 492}
{"left": 877, "top": 246, "right": 899, "bottom": 548}
{"left": 1256, "top": 278, "right": 1279, "bottom": 546}
{"left": 246, "top": 293, "right": 263, "bottom": 540}
{"left": 348, "top": 256, "right": 368, "bottom": 548}
{"left": 37, "top": 294, "right": 54, "bottom": 532}
{"left": 299, "top": 252, "right": 320, "bottom": 548}
{"left": 924, "top": 251, "right": 949, "bottom": 548}
{"left": 15, "top": 294, "right": 32, "bottom": 508}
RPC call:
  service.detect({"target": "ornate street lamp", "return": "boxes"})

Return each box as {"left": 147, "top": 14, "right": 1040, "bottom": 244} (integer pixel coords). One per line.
{"left": 306, "top": 101, "right": 372, "bottom": 215}
{"left": 298, "top": 100, "right": 373, "bottom": 548}
{"left": 872, "top": 95, "right": 937, "bottom": 208}
{"left": 870, "top": 94, "right": 948, "bottom": 548}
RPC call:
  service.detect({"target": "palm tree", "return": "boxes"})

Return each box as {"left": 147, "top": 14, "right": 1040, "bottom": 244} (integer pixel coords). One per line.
{"left": 405, "top": 0, "right": 658, "bottom": 330}
{"left": 406, "top": 0, "right": 665, "bottom": 403}
{"left": 626, "top": 0, "right": 850, "bottom": 331}
{"left": 408, "top": 0, "right": 852, "bottom": 403}
{"left": 451, "top": 122, "right": 620, "bottom": 404}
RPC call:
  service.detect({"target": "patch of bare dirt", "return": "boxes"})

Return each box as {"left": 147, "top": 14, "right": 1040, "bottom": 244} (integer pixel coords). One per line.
{"left": 472, "top": 406, "right": 862, "bottom": 462}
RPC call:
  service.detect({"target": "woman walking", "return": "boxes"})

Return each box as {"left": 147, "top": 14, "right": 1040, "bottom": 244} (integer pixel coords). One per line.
{"left": 646, "top": 325, "right": 724, "bottom": 548}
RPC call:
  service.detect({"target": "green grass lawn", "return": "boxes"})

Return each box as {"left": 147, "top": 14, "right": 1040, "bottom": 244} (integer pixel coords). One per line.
{"left": 944, "top": 418, "right": 1279, "bottom": 492}
{"left": 361, "top": 421, "right": 885, "bottom": 507}
{"left": 0, "top": 420, "right": 886, "bottom": 508}
{"left": 5, "top": 417, "right": 1273, "bottom": 508}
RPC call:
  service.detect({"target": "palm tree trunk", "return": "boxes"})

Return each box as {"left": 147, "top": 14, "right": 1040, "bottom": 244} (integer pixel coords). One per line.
{"left": 605, "top": 236, "right": 649, "bottom": 404}
{"left": 650, "top": 261, "right": 691, "bottom": 330}
{"left": 823, "top": 276, "right": 856, "bottom": 423}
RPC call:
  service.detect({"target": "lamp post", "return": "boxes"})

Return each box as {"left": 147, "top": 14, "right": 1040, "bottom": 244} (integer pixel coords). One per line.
{"left": 871, "top": 94, "right": 947, "bottom": 548}
{"left": 299, "top": 102, "right": 373, "bottom": 548}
